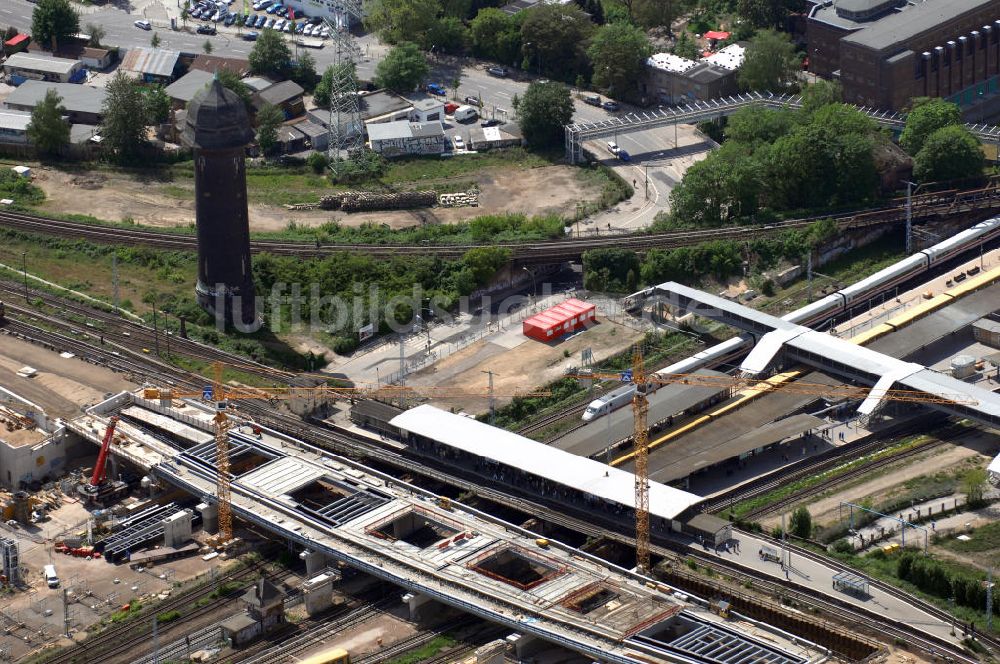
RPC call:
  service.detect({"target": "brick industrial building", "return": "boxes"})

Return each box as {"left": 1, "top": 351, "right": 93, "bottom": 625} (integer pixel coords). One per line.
{"left": 807, "top": 0, "right": 1000, "bottom": 114}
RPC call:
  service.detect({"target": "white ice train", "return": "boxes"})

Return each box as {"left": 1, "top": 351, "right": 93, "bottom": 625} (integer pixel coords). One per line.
{"left": 590, "top": 218, "right": 1000, "bottom": 423}
{"left": 582, "top": 384, "right": 636, "bottom": 421}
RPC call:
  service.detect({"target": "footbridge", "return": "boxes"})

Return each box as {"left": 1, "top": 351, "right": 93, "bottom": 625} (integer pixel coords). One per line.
{"left": 565, "top": 92, "right": 1000, "bottom": 163}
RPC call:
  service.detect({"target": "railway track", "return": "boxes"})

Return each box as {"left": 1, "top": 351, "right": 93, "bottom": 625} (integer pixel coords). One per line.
{"left": 2, "top": 185, "right": 998, "bottom": 262}
{"left": 38, "top": 556, "right": 289, "bottom": 664}
{"left": 4, "top": 319, "right": 994, "bottom": 663}
{"left": 699, "top": 418, "right": 969, "bottom": 517}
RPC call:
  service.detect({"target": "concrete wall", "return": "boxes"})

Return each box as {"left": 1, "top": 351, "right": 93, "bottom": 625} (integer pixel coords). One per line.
{"left": 0, "top": 427, "right": 68, "bottom": 490}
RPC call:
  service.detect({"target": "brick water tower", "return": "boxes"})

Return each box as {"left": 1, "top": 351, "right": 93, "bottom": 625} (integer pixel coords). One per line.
{"left": 181, "top": 77, "right": 256, "bottom": 327}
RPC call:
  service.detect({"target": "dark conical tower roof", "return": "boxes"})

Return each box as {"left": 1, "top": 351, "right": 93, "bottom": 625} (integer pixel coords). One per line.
{"left": 182, "top": 77, "right": 255, "bottom": 150}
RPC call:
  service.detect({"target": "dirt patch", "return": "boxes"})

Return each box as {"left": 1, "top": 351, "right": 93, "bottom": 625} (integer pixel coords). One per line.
{"left": 407, "top": 319, "right": 642, "bottom": 415}
{"left": 30, "top": 164, "right": 600, "bottom": 232}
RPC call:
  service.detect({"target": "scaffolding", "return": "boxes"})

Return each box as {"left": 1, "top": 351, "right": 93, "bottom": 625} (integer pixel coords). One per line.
{"left": 1, "top": 537, "right": 19, "bottom": 586}
{"left": 325, "top": 0, "right": 365, "bottom": 177}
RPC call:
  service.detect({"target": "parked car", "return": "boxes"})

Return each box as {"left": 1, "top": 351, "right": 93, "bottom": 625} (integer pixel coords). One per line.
{"left": 243, "top": 30, "right": 259, "bottom": 40}
{"left": 296, "top": 22, "right": 306, "bottom": 33}
{"left": 309, "top": 16, "right": 323, "bottom": 24}
{"left": 486, "top": 66, "right": 508, "bottom": 78}
{"left": 255, "top": 14, "right": 267, "bottom": 27}
{"left": 241, "top": 13, "right": 254, "bottom": 25}
{"left": 319, "top": 26, "right": 330, "bottom": 38}
{"left": 224, "top": 13, "right": 236, "bottom": 25}
{"left": 454, "top": 105, "right": 478, "bottom": 122}
{"left": 283, "top": 21, "right": 293, "bottom": 32}
{"left": 602, "top": 100, "right": 620, "bottom": 111}
{"left": 618, "top": 149, "right": 630, "bottom": 162}
{"left": 266, "top": 3, "right": 279, "bottom": 13}
{"left": 134, "top": 19, "right": 152, "bottom": 29}
{"left": 463, "top": 96, "right": 482, "bottom": 107}
{"left": 265, "top": 17, "right": 276, "bottom": 28}
{"left": 444, "top": 102, "right": 459, "bottom": 114}
{"left": 197, "top": 23, "right": 217, "bottom": 34}
{"left": 606, "top": 140, "right": 620, "bottom": 155}
{"left": 453, "top": 135, "right": 464, "bottom": 150}
{"left": 480, "top": 118, "right": 502, "bottom": 127}
{"left": 274, "top": 18, "right": 285, "bottom": 29}
{"left": 303, "top": 24, "right": 314, "bottom": 35}
{"left": 426, "top": 83, "right": 446, "bottom": 95}
{"left": 583, "top": 94, "right": 601, "bottom": 106}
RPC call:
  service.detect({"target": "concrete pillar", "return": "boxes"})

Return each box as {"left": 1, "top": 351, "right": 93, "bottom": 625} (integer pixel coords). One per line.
{"left": 506, "top": 633, "right": 544, "bottom": 659}
{"left": 299, "top": 549, "right": 327, "bottom": 576}
{"left": 401, "top": 592, "right": 437, "bottom": 622}
{"left": 302, "top": 573, "right": 334, "bottom": 616}
{"left": 162, "top": 509, "right": 192, "bottom": 548}
{"left": 197, "top": 502, "right": 218, "bottom": 534}
{"left": 475, "top": 639, "right": 507, "bottom": 664}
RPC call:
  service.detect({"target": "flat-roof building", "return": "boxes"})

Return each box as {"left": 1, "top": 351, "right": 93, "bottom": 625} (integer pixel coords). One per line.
{"left": 164, "top": 69, "right": 214, "bottom": 107}
{"left": 3, "top": 81, "right": 106, "bottom": 125}
{"left": 0, "top": 110, "right": 33, "bottom": 144}
{"left": 808, "top": 0, "right": 1000, "bottom": 113}
{"left": 367, "top": 120, "right": 446, "bottom": 157}
{"left": 642, "top": 49, "right": 741, "bottom": 105}
{"left": 3, "top": 52, "right": 86, "bottom": 84}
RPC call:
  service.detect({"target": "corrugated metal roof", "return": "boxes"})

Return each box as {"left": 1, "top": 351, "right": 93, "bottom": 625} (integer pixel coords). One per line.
{"left": 121, "top": 47, "right": 179, "bottom": 77}
{"left": 523, "top": 298, "right": 595, "bottom": 330}
{"left": 390, "top": 405, "right": 701, "bottom": 520}
{"left": 3, "top": 52, "right": 80, "bottom": 75}
{"left": 4, "top": 81, "right": 106, "bottom": 115}
{"left": 164, "top": 69, "right": 213, "bottom": 103}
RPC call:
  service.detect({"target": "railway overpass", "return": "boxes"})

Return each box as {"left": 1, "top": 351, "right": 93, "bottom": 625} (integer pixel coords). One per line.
{"left": 565, "top": 91, "right": 1000, "bottom": 164}
{"left": 71, "top": 391, "right": 825, "bottom": 664}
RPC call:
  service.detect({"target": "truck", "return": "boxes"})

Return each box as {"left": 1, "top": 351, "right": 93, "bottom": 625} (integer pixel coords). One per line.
{"left": 453, "top": 105, "right": 478, "bottom": 122}
{"left": 43, "top": 564, "right": 59, "bottom": 588}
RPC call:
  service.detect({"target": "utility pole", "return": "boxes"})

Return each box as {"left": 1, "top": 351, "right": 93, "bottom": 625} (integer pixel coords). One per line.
{"left": 152, "top": 299, "right": 161, "bottom": 357}
{"left": 21, "top": 252, "right": 28, "bottom": 302}
{"left": 482, "top": 369, "right": 498, "bottom": 425}
{"left": 807, "top": 251, "right": 813, "bottom": 302}
{"left": 904, "top": 180, "right": 914, "bottom": 255}
{"left": 781, "top": 512, "right": 788, "bottom": 572}
{"left": 398, "top": 334, "right": 406, "bottom": 408}
{"left": 62, "top": 587, "right": 69, "bottom": 637}
{"left": 112, "top": 253, "right": 120, "bottom": 314}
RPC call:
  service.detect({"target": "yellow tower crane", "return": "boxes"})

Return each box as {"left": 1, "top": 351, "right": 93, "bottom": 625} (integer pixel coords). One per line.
{"left": 144, "top": 363, "right": 549, "bottom": 546}
{"left": 578, "top": 352, "right": 977, "bottom": 575}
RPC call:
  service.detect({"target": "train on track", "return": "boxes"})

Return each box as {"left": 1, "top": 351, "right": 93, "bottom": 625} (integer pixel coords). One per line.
{"left": 299, "top": 647, "right": 350, "bottom": 664}
{"left": 623, "top": 216, "right": 1000, "bottom": 381}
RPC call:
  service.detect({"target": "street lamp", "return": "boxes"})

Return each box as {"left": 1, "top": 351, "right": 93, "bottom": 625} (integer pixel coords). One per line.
{"left": 902, "top": 180, "right": 923, "bottom": 255}
{"left": 522, "top": 266, "right": 536, "bottom": 302}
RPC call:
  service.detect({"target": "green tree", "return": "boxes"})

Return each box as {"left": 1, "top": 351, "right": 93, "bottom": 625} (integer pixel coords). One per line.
{"left": 312, "top": 63, "right": 356, "bottom": 109}
{"left": 737, "top": 29, "right": 799, "bottom": 92}
{"left": 365, "top": 0, "right": 441, "bottom": 45}
{"left": 582, "top": 248, "right": 640, "bottom": 292}
{"left": 180, "top": 7, "right": 188, "bottom": 27}
{"left": 798, "top": 79, "right": 842, "bottom": 116}
{"left": 26, "top": 89, "right": 69, "bottom": 157}
{"left": 737, "top": 0, "right": 785, "bottom": 28}
{"left": 374, "top": 42, "right": 429, "bottom": 93}
{"left": 256, "top": 103, "right": 284, "bottom": 156}
{"left": 668, "top": 141, "right": 762, "bottom": 226}
{"left": 426, "top": 16, "right": 468, "bottom": 54}
{"left": 789, "top": 506, "right": 812, "bottom": 538}
{"left": 203, "top": 38, "right": 213, "bottom": 54}
{"left": 961, "top": 467, "right": 989, "bottom": 507}
{"left": 151, "top": 32, "right": 161, "bottom": 48}
{"left": 293, "top": 51, "right": 318, "bottom": 90}
{"left": 900, "top": 97, "right": 963, "bottom": 156}
{"left": 470, "top": 8, "right": 521, "bottom": 65}
{"left": 633, "top": 0, "right": 689, "bottom": 30}
{"left": 218, "top": 68, "right": 252, "bottom": 109}
{"left": 517, "top": 81, "right": 574, "bottom": 148}
{"left": 85, "top": 22, "right": 105, "bottom": 47}
{"left": 101, "top": 71, "right": 149, "bottom": 164}
{"left": 672, "top": 31, "right": 699, "bottom": 60}
{"left": 31, "top": 0, "right": 79, "bottom": 50}
{"left": 724, "top": 106, "right": 793, "bottom": 146}
{"left": 460, "top": 247, "right": 511, "bottom": 287}
{"left": 520, "top": 4, "right": 594, "bottom": 82}
{"left": 143, "top": 84, "right": 171, "bottom": 124}
{"left": 587, "top": 22, "right": 652, "bottom": 100}
{"left": 913, "top": 125, "right": 984, "bottom": 183}
{"left": 249, "top": 28, "right": 292, "bottom": 79}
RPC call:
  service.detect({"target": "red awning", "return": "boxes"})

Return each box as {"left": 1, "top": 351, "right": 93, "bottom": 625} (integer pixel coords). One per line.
{"left": 704, "top": 30, "right": 730, "bottom": 40}
{"left": 4, "top": 33, "right": 29, "bottom": 47}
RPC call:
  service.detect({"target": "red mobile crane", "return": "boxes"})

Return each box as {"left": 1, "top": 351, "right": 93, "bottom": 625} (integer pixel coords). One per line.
{"left": 79, "top": 416, "right": 129, "bottom": 504}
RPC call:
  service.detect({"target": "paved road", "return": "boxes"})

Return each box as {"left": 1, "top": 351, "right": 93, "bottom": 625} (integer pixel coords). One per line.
{"left": 3, "top": 0, "right": 703, "bottom": 229}
{"left": 701, "top": 532, "right": 963, "bottom": 646}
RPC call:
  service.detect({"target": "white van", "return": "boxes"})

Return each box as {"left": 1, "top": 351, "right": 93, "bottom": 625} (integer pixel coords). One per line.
{"left": 43, "top": 564, "right": 59, "bottom": 588}
{"left": 453, "top": 105, "right": 478, "bottom": 122}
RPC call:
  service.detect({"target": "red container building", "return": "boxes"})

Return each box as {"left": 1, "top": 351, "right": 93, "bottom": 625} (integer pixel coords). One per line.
{"left": 522, "top": 298, "right": 596, "bottom": 342}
